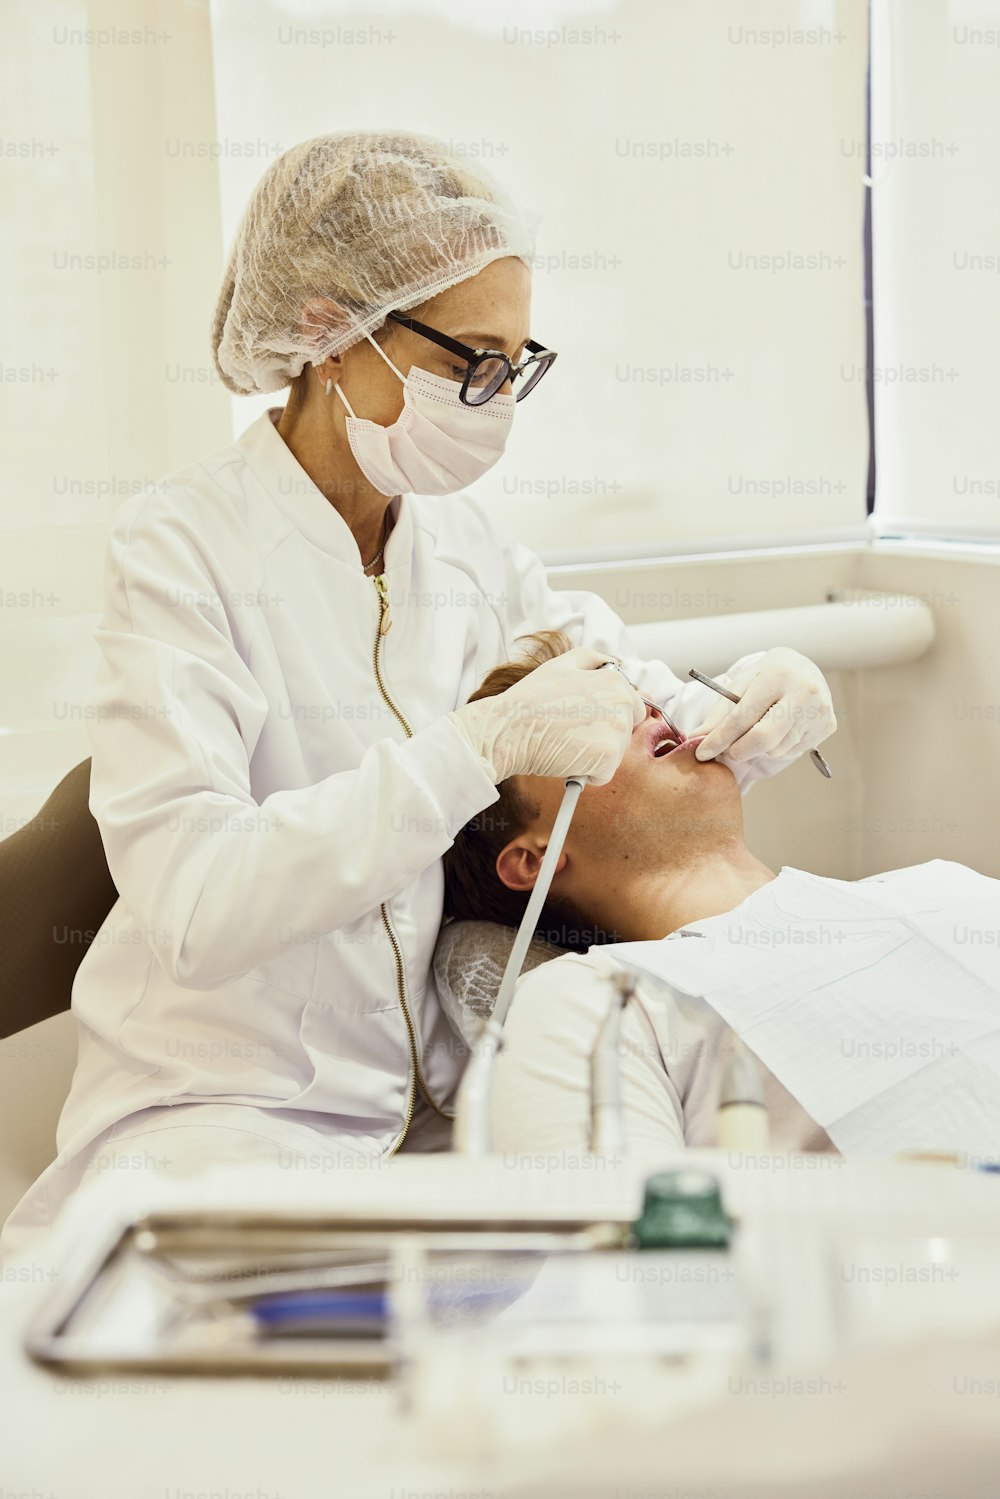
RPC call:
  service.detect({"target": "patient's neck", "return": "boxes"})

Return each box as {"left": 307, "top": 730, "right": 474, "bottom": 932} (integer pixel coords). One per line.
{"left": 598, "top": 839, "right": 777, "bottom": 942}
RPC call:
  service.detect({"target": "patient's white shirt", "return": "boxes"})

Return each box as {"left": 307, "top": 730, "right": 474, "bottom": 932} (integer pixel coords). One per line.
{"left": 489, "top": 860, "right": 1000, "bottom": 1161}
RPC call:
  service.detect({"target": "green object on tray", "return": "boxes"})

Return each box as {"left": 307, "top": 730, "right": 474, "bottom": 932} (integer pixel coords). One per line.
{"left": 633, "top": 1169, "right": 732, "bottom": 1250}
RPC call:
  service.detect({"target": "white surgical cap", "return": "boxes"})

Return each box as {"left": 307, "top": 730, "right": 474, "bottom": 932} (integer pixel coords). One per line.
{"left": 210, "top": 130, "right": 538, "bottom": 396}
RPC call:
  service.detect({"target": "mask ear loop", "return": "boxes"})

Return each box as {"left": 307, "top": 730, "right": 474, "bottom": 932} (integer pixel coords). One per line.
{"left": 365, "top": 331, "right": 406, "bottom": 381}
{"left": 331, "top": 381, "right": 356, "bottom": 418}
{"left": 330, "top": 330, "right": 406, "bottom": 418}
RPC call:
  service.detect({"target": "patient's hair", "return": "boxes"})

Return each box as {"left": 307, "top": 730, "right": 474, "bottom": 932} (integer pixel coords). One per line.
{"left": 442, "top": 630, "right": 617, "bottom": 954}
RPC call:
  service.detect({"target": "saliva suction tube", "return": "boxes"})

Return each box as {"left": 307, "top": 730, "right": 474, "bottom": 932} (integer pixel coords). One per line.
{"left": 452, "top": 661, "right": 639, "bottom": 1155}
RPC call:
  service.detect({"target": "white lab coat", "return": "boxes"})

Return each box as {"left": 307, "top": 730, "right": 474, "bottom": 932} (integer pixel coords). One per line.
{"left": 46, "top": 409, "right": 784, "bottom": 1170}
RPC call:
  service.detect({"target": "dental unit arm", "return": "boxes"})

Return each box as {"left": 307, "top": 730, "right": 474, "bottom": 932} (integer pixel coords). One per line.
{"left": 453, "top": 772, "right": 587, "bottom": 1155}
{"left": 590, "top": 970, "right": 637, "bottom": 1156}
{"left": 604, "top": 966, "right": 771, "bottom": 1153}
{"left": 717, "top": 1032, "right": 769, "bottom": 1150}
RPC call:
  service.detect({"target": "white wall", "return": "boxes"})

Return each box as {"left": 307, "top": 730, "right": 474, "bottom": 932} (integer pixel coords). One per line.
{"left": 853, "top": 545, "right": 1000, "bottom": 877}
{"left": 558, "top": 542, "right": 1000, "bottom": 883}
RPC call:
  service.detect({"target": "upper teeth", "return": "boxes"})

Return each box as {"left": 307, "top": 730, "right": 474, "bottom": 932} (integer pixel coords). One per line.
{"left": 654, "top": 738, "right": 678, "bottom": 757}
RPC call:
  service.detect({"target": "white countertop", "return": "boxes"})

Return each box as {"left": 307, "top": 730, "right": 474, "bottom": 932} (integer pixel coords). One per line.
{"left": 5, "top": 1152, "right": 1000, "bottom": 1498}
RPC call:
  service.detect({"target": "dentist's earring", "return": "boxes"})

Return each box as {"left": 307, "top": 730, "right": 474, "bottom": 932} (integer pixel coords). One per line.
{"left": 325, "top": 378, "right": 333, "bottom": 397}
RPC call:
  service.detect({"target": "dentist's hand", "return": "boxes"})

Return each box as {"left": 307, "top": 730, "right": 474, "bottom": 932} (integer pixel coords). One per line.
{"left": 692, "top": 648, "right": 836, "bottom": 766}
{"left": 448, "top": 647, "right": 646, "bottom": 786}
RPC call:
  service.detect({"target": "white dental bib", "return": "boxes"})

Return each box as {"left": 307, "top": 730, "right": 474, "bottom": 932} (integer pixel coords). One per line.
{"left": 598, "top": 860, "right": 1000, "bottom": 1159}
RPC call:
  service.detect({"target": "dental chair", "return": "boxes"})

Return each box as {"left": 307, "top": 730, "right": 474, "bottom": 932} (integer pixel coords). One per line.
{"left": 0, "top": 758, "right": 118, "bottom": 1224}
{"left": 432, "top": 919, "right": 566, "bottom": 1048}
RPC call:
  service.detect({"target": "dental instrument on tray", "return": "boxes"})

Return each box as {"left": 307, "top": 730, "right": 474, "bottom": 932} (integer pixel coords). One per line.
{"left": 134, "top": 1230, "right": 597, "bottom": 1346}
{"left": 454, "top": 659, "right": 637, "bottom": 1155}
{"left": 688, "top": 666, "right": 832, "bottom": 778}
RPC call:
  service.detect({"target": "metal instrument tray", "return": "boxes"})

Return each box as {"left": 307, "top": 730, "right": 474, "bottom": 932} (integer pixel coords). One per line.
{"left": 25, "top": 1208, "right": 626, "bottom": 1378}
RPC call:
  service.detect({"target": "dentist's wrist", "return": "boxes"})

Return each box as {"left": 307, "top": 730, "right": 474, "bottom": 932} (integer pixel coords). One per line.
{"left": 446, "top": 704, "right": 504, "bottom": 785}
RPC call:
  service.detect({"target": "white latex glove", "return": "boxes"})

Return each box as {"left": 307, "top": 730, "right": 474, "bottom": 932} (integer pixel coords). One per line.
{"left": 692, "top": 647, "right": 836, "bottom": 766}
{"left": 448, "top": 646, "right": 646, "bottom": 786}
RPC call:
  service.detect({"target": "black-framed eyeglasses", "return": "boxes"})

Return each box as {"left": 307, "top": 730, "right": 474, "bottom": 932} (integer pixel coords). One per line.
{"left": 386, "top": 310, "right": 557, "bottom": 407}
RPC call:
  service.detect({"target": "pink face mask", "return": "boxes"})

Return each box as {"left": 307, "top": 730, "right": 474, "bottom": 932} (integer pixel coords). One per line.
{"left": 332, "top": 334, "right": 515, "bottom": 498}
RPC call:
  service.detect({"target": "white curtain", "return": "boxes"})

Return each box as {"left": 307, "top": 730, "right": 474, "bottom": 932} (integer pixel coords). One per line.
{"left": 871, "top": 0, "right": 1000, "bottom": 541}
{"left": 211, "top": 0, "right": 872, "bottom": 561}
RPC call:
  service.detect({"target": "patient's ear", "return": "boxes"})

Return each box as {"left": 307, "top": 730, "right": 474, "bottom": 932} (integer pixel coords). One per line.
{"left": 496, "top": 840, "right": 568, "bottom": 894}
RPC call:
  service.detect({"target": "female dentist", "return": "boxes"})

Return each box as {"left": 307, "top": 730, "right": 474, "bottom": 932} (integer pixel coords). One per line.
{"left": 1, "top": 131, "right": 835, "bottom": 1250}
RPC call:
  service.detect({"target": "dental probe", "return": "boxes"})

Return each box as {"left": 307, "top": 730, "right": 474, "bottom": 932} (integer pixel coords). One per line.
{"left": 688, "top": 667, "right": 832, "bottom": 778}
{"left": 454, "top": 660, "right": 634, "bottom": 1155}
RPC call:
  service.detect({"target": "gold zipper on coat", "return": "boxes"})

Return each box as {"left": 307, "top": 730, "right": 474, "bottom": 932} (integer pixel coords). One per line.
{"left": 372, "top": 573, "right": 454, "bottom": 1153}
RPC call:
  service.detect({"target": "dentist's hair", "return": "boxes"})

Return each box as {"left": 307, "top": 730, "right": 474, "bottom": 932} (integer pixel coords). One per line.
{"left": 443, "top": 630, "right": 615, "bottom": 954}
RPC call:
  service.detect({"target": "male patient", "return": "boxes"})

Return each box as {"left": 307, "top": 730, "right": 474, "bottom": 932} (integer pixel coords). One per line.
{"left": 442, "top": 631, "right": 1000, "bottom": 1160}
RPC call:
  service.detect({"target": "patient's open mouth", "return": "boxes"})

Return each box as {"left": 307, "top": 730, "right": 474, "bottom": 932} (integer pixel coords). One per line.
{"left": 652, "top": 733, "right": 680, "bottom": 758}
{"left": 649, "top": 723, "right": 707, "bottom": 759}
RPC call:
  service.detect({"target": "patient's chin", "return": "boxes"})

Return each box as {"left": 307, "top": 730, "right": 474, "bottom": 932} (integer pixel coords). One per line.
{"left": 656, "top": 755, "right": 737, "bottom": 796}
{"left": 683, "top": 757, "right": 740, "bottom": 795}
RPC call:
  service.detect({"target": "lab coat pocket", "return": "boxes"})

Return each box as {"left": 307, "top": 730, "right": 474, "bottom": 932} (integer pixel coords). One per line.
{"left": 312, "top": 910, "right": 401, "bottom": 1016}
{"left": 284, "top": 998, "right": 402, "bottom": 1120}
{"left": 247, "top": 926, "right": 321, "bottom": 1003}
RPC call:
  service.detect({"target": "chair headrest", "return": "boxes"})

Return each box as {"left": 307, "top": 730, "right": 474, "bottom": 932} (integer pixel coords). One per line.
{"left": 432, "top": 918, "right": 566, "bottom": 1047}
